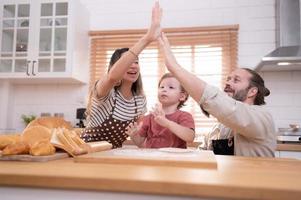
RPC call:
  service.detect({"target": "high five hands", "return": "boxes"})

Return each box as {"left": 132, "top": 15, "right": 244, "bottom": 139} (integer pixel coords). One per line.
{"left": 145, "top": 1, "right": 163, "bottom": 43}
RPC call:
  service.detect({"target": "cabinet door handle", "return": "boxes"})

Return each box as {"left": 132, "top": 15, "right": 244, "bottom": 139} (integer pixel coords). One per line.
{"left": 26, "top": 60, "right": 31, "bottom": 76}
{"left": 32, "top": 60, "right": 37, "bottom": 76}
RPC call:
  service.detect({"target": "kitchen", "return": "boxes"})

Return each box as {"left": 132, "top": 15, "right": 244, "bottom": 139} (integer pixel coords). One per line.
{"left": 1, "top": 0, "right": 301, "bottom": 199}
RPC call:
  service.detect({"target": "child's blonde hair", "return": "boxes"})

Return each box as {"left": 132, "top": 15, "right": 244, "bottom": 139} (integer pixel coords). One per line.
{"left": 158, "top": 73, "right": 189, "bottom": 109}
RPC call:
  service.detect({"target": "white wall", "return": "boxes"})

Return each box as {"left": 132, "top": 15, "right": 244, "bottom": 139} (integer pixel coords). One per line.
{"left": 0, "top": 80, "right": 13, "bottom": 132}
{"left": 11, "top": 83, "right": 87, "bottom": 131}
{"left": 82, "top": 0, "right": 276, "bottom": 68}
{"left": 263, "top": 71, "right": 301, "bottom": 129}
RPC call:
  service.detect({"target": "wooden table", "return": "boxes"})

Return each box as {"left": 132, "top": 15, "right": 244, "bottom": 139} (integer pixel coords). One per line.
{"left": 1, "top": 148, "right": 301, "bottom": 200}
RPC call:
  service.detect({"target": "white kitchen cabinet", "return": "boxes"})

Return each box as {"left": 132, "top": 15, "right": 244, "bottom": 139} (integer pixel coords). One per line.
{"left": 0, "top": 0, "right": 89, "bottom": 84}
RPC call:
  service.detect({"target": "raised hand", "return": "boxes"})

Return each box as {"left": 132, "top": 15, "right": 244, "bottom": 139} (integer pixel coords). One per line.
{"left": 145, "top": 1, "right": 162, "bottom": 42}
{"left": 158, "top": 32, "right": 179, "bottom": 71}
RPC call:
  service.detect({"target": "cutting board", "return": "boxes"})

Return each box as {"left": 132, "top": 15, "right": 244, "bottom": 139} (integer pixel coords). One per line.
{"left": 0, "top": 152, "right": 69, "bottom": 162}
{"left": 74, "top": 147, "right": 217, "bottom": 169}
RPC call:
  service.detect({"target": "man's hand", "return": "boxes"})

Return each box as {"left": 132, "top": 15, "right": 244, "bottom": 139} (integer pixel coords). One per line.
{"left": 158, "top": 32, "right": 179, "bottom": 70}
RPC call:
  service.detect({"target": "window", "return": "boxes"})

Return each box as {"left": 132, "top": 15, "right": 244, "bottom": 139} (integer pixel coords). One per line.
{"left": 89, "top": 26, "right": 238, "bottom": 141}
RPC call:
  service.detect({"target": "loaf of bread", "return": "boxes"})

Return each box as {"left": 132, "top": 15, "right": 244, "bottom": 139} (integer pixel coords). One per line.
{"left": 2, "top": 141, "right": 30, "bottom": 155}
{"left": 29, "top": 140, "right": 56, "bottom": 156}
{"left": 1, "top": 118, "right": 73, "bottom": 157}
{"left": 0, "top": 134, "right": 21, "bottom": 150}
{"left": 22, "top": 125, "right": 52, "bottom": 147}
{"left": 26, "top": 117, "right": 72, "bottom": 130}
{"left": 51, "top": 128, "right": 87, "bottom": 156}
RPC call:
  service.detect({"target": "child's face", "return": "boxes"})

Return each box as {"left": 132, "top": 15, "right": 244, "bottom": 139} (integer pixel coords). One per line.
{"left": 158, "top": 77, "right": 186, "bottom": 107}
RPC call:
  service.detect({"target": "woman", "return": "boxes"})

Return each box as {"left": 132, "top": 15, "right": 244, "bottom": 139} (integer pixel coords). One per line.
{"left": 81, "top": 2, "right": 162, "bottom": 148}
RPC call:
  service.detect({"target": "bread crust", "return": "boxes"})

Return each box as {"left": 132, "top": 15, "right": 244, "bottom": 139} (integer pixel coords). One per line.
{"left": 0, "top": 134, "right": 21, "bottom": 150}
{"left": 2, "top": 141, "right": 30, "bottom": 155}
{"left": 29, "top": 140, "right": 56, "bottom": 156}
{"left": 22, "top": 125, "right": 52, "bottom": 147}
{"left": 26, "top": 117, "right": 72, "bottom": 130}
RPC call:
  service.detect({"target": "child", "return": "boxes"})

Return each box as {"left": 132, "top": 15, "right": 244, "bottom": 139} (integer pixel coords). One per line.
{"left": 125, "top": 73, "right": 195, "bottom": 148}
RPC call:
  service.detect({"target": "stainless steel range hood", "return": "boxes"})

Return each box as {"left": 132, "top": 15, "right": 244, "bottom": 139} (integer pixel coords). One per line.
{"left": 256, "top": 46, "right": 301, "bottom": 71}
{"left": 256, "top": 0, "right": 301, "bottom": 72}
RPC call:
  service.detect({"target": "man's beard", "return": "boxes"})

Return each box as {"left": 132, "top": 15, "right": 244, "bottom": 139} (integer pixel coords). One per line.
{"left": 224, "top": 86, "right": 249, "bottom": 102}
{"left": 232, "top": 88, "right": 249, "bottom": 102}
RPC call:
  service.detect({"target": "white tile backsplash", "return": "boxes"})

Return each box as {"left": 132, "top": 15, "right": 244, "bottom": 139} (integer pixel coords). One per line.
{"left": 267, "top": 80, "right": 301, "bottom": 93}
{"left": 266, "top": 92, "right": 294, "bottom": 106}
{"left": 212, "top": 0, "right": 238, "bottom": 8}
{"left": 263, "top": 71, "right": 301, "bottom": 129}
{"left": 10, "top": 84, "right": 88, "bottom": 132}
{"left": 292, "top": 71, "right": 301, "bottom": 81}
{"left": 262, "top": 71, "right": 292, "bottom": 81}
{"left": 237, "top": 0, "right": 274, "bottom": 6}
{"left": 239, "top": 43, "right": 274, "bottom": 56}
{"left": 238, "top": 55, "right": 264, "bottom": 67}
{"left": 239, "top": 18, "right": 275, "bottom": 31}
{"left": 293, "top": 93, "right": 301, "bottom": 106}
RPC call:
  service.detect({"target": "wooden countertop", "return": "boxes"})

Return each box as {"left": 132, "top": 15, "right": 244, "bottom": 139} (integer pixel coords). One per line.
{"left": 2, "top": 132, "right": 301, "bottom": 152}
{"left": 1, "top": 153, "right": 301, "bottom": 200}
{"left": 276, "top": 143, "right": 301, "bottom": 151}
{"left": 126, "top": 139, "right": 301, "bottom": 152}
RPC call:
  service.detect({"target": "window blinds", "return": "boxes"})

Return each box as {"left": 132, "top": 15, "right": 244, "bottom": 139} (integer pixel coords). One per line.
{"left": 89, "top": 25, "right": 238, "bottom": 139}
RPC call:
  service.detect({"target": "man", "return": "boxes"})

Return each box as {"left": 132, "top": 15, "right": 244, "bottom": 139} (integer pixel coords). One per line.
{"left": 158, "top": 33, "right": 276, "bottom": 157}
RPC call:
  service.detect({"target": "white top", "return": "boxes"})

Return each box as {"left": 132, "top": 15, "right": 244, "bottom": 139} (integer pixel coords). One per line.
{"left": 200, "top": 84, "right": 276, "bottom": 157}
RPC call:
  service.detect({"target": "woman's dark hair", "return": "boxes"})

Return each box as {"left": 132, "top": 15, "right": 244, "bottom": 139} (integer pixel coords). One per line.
{"left": 158, "top": 73, "right": 189, "bottom": 109}
{"left": 109, "top": 48, "right": 129, "bottom": 68}
{"left": 242, "top": 68, "right": 270, "bottom": 105}
{"left": 108, "top": 48, "right": 143, "bottom": 95}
